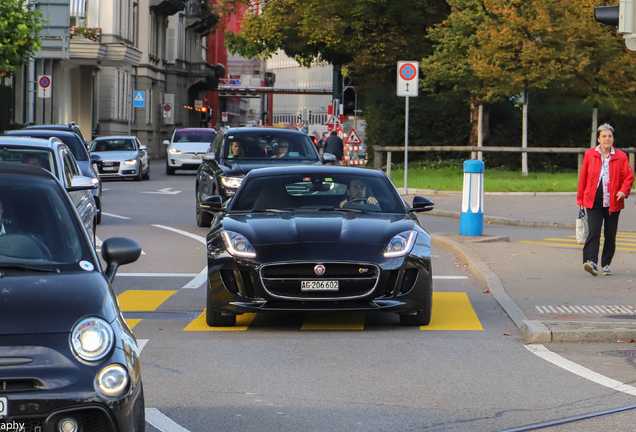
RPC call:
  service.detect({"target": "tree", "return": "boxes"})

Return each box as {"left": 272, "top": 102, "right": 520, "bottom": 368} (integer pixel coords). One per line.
{"left": 0, "top": 0, "right": 44, "bottom": 75}
{"left": 220, "top": 0, "right": 448, "bottom": 86}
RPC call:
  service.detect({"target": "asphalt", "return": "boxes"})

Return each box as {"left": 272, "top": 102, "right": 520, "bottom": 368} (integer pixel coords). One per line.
{"left": 400, "top": 188, "right": 636, "bottom": 343}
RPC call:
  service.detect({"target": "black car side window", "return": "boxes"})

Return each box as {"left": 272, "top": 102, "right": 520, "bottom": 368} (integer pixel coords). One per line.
{"left": 213, "top": 133, "right": 223, "bottom": 156}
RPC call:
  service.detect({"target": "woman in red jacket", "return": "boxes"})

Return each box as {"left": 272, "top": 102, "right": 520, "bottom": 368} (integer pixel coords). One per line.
{"left": 577, "top": 124, "right": 634, "bottom": 276}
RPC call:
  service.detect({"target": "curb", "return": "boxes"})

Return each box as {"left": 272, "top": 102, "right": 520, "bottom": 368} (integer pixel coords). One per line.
{"left": 431, "top": 233, "right": 551, "bottom": 343}
{"left": 427, "top": 209, "right": 576, "bottom": 230}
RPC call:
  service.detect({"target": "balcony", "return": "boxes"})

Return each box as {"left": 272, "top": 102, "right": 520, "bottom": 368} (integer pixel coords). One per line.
{"left": 185, "top": 0, "right": 218, "bottom": 35}
{"left": 149, "top": 0, "right": 186, "bottom": 16}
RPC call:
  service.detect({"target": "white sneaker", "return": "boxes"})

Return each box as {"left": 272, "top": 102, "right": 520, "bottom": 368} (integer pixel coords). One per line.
{"left": 602, "top": 265, "right": 612, "bottom": 276}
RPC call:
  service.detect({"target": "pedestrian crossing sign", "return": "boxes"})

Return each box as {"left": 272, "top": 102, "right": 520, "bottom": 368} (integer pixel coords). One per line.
{"left": 133, "top": 91, "right": 145, "bottom": 108}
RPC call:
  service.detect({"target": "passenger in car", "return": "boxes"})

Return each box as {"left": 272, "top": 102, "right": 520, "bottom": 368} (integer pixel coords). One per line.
{"left": 23, "top": 154, "right": 42, "bottom": 167}
{"left": 271, "top": 139, "right": 289, "bottom": 158}
{"left": 339, "top": 179, "right": 379, "bottom": 208}
{"left": 228, "top": 141, "right": 243, "bottom": 159}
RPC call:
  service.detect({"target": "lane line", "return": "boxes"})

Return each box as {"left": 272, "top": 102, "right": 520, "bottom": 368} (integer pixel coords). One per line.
{"left": 118, "top": 273, "right": 200, "bottom": 277}
{"left": 152, "top": 224, "right": 207, "bottom": 289}
{"left": 152, "top": 224, "right": 206, "bottom": 244}
{"left": 137, "top": 339, "right": 149, "bottom": 353}
{"left": 102, "top": 212, "right": 131, "bottom": 219}
{"left": 526, "top": 344, "right": 636, "bottom": 397}
{"left": 145, "top": 408, "right": 191, "bottom": 432}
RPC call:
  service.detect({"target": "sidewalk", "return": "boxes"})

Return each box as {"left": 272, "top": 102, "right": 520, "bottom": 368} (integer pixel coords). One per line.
{"left": 403, "top": 190, "right": 636, "bottom": 343}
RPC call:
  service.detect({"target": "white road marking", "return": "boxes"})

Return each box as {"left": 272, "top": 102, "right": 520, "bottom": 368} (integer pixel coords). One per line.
{"left": 526, "top": 344, "right": 636, "bottom": 397}
{"left": 535, "top": 305, "right": 635, "bottom": 315}
{"left": 102, "top": 212, "right": 131, "bottom": 219}
{"left": 152, "top": 225, "right": 207, "bottom": 289}
{"left": 142, "top": 188, "right": 181, "bottom": 195}
{"left": 137, "top": 339, "right": 149, "bottom": 353}
{"left": 118, "top": 273, "right": 200, "bottom": 277}
{"left": 433, "top": 276, "right": 469, "bottom": 280}
{"left": 145, "top": 408, "right": 191, "bottom": 432}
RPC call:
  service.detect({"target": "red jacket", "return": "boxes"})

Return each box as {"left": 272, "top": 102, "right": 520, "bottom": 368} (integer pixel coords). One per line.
{"left": 577, "top": 147, "right": 634, "bottom": 213}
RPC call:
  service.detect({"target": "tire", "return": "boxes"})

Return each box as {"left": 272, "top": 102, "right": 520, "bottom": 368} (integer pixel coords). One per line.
{"left": 142, "top": 167, "right": 150, "bottom": 180}
{"left": 195, "top": 188, "right": 213, "bottom": 227}
{"left": 206, "top": 291, "right": 236, "bottom": 327}
{"left": 400, "top": 271, "right": 433, "bottom": 326}
{"left": 135, "top": 167, "right": 143, "bottom": 181}
{"left": 95, "top": 200, "right": 102, "bottom": 225}
{"left": 166, "top": 160, "right": 175, "bottom": 175}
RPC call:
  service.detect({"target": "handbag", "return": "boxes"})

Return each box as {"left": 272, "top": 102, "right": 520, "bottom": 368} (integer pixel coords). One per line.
{"left": 576, "top": 208, "right": 588, "bottom": 245}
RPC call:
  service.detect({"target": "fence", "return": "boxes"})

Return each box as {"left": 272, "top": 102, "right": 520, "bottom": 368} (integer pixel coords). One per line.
{"left": 373, "top": 146, "right": 636, "bottom": 177}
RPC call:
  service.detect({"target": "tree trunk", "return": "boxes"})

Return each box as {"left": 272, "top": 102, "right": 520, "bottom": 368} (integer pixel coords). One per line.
{"left": 469, "top": 103, "right": 489, "bottom": 146}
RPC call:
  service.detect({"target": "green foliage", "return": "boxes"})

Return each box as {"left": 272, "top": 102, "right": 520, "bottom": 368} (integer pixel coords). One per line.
{"left": 0, "top": 0, "right": 44, "bottom": 75}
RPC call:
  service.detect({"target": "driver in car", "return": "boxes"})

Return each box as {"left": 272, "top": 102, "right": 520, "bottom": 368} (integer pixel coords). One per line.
{"left": 339, "top": 179, "right": 378, "bottom": 208}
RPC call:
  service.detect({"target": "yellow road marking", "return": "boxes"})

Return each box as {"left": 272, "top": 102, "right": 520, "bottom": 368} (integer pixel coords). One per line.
{"left": 126, "top": 319, "right": 142, "bottom": 329}
{"left": 117, "top": 290, "right": 177, "bottom": 312}
{"left": 519, "top": 241, "right": 636, "bottom": 251}
{"left": 301, "top": 312, "right": 365, "bottom": 330}
{"left": 184, "top": 310, "right": 256, "bottom": 331}
{"left": 422, "top": 292, "right": 483, "bottom": 331}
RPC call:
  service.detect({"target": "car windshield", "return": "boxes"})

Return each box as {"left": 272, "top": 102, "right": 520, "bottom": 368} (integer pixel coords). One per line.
{"left": 0, "top": 147, "right": 56, "bottom": 174}
{"left": 223, "top": 132, "right": 319, "bottom": 161}
{"left": 0, "top": 175, "right": 95, "bottom": 270}
{"left": 230, "top": 173, "right": 405, "bottom": 213}
{"left": 173, "top": 130, "right": 216, "bottom": 143}
{"left": 7, "top": 132, "right": 89, "bottom": 161}
{"left": 90, "top": 139, "right": 137, "bottom": 152}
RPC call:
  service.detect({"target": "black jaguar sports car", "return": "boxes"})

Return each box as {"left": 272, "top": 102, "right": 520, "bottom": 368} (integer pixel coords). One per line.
{"left": 200, "top": 165, "right": 435, "bottom": 327}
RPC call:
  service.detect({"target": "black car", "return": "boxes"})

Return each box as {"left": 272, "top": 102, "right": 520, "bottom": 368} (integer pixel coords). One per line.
{"left": 0, "top": 162, "right": 144, "bottom": 431}
{"left": 200, "top": 165, "right": 435, "bottom": 327}
{"left": 5, "top": 129, "right": 103, "bottom": 223}
{"left": 195, "top": 127, "right": 336, "bottom": 227}
{"left": 23, "top": 122, "right": 89, "bottom": 147}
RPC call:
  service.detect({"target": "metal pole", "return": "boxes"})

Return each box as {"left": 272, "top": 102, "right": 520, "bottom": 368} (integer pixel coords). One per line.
{"left": 404, "top": 96, "right": 409, "bottom": 195}
{"left": 477, "top": 104, "right": 483, "bottom": 161}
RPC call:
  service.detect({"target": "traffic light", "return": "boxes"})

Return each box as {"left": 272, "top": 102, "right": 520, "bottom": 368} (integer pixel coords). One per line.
{"left": 595, "top": 1, "right": 636, "bottom": 50}
{"left": 200, "top": 106, "right": 208, "bottom": 125}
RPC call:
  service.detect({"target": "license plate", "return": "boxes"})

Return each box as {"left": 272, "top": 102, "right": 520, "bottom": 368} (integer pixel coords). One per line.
{"left": 301, "top": 280, "right": 339, "bottom": 291}
{"left": 192, "top": 154, "right": 201, "bottom": 159}
{"left": 102, "top": 166, "right": 117, "bottom": 171}
{"left": 0, "top": 396, "right": 7, "bottom": 418}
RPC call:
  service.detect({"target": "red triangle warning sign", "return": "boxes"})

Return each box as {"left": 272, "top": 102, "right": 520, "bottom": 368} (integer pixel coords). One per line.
{"left": 346, "top": 129, "right": 362, "bottom": 144}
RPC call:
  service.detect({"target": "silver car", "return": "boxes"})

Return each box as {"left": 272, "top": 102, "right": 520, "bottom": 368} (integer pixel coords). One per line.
{"left": 0, "top": 136, "right": 98, "bottom": 243}
{"left": 90, "top": 136, "right": 150, "bottom": 181}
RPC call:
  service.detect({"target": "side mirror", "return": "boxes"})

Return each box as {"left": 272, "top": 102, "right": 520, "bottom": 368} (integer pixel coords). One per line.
{"left": 163, "top": 140, "right": 170, "bottom": 145}
{"left": 91, "top": 153, "right": 102, "bottom": 162}
{"left": 202, "top": 152, "right": 216, "bottom": 162}
{"left": 140, "top": 145, "right": 147, "bottom": 151}
{"left": 68, "top": 175, "right": 98, "bottom": 191}
{"left": 200, "top": 195, "right": 224, "bottom": 214}
{"left": 102, "top": 237, "right": 142, "bottom": 283}
{"left": 409, "top": 196, "right": 435, "bottom": 212}
{"left": 322, "top": 152, "right": 337, "bottom": 165}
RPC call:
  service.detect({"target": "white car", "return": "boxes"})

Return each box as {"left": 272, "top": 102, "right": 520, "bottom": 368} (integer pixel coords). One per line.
{"left": 0, "top": 136, "right": 98, "bottom": 244}
{"left": 90, "top": 136, "right": 150, "bottom": 181}
{"left": 164, "top": 128, "right": 216, "bottom": 175}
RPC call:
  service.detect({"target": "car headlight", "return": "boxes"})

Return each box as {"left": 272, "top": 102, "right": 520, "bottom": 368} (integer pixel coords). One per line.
{"left": 221, "top": 230, "right": 256, "bottom": 258}
{"left": 71, "top": 317, "right": 114, "bottom": 361}
{"left": 384, "top": 231, "right": 416, "bottom": 258}
{"left": 91, "top": 177, "right": 99, "bottom": 185}
{"left": 221, "top": 176, "right": 243, "bottom": 188}
{"left": 96, "top": 364, "right": 129, "bottom": 397}
{"left": 169, "top": 148, "right": 181, "bottom": 154}
{"left": 124, "top": 159, "right": 137, "bottom": 165}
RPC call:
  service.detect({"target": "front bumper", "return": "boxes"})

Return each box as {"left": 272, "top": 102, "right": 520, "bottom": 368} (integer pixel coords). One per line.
{"left": 0, "top": 332, "right": 142, "bottom": 432}
{"left": 167, "top": 152, "right": 203, "bottom": 169}
{"left": 97, "top": 161, "right": 141, "bottom": 179}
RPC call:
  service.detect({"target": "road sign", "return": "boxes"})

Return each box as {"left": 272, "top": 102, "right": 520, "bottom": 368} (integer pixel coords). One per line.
{"left": 397, "top": 61, "right": 419, "bottom": 97}
{"left": 222, "top": 112, "right": 228, "bottom": 122}
{"left": 346, "top": 129, "right": 362, "bottom": 145}
{"left": 194, "top": 99, "right": 203, "bottom": 109}
{"left": 163, "top": 103, "right": 172, "bottom": 118}
{"left": 325, "top": 115, "right": 341, "bottom": 125}
{"left": 38, "top": 75, "right": 52, "bottom": 99}
{"left": 133, "top": 91, "right": 145, "bottom": 108}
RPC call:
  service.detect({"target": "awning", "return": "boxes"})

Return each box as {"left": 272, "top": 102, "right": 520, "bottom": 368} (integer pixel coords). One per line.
{"left": 70, "top": 0, "right": 86, "bottom": 17}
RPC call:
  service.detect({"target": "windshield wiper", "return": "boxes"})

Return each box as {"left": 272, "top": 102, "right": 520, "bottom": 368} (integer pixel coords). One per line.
{"left": 0, "top": 263, "right": 61, "bottom": 274}
{"left": 318, "top": 207, "right": 367, "bottom": 213}
{"left": 231, "top": 208, "right": 296, "bottom": 214}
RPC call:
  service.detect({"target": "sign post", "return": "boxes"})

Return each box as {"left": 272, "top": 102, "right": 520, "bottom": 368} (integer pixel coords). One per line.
{"left": 37, "top": 76, "right": 52, "bottom": 98}
{"left": 397, "top": 61, "right": 419, "bottom": 195}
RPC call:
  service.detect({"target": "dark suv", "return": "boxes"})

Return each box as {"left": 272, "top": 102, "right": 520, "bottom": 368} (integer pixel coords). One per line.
{"left": 194, "top": 127, "right": 336, "bottom": 226}
{"left": 5, "top": 129, "right": 103, "bottom": 223}
{"left": 23, "top": 122, "right": 89, "bottom": 147}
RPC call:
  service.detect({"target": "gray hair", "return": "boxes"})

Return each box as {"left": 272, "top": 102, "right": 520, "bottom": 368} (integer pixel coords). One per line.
{"left": 597, "top": 123, "right": 615, "bottom": 139}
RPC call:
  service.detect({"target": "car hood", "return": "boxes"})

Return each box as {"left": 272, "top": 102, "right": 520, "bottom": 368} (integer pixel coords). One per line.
{"left": 93, "top": 151, "right": 138, "bottom": 161}
{"left": 0, "top": 272, "right": 119, "bottom": 335}
{"left": 221, "top": 212, "right": 419, "bottom": 246}
{"left": 170, "top": 142, "right": 211, "bottom": 154}
{"left": 220, "top": 160, "right": 321, "bottom": 176}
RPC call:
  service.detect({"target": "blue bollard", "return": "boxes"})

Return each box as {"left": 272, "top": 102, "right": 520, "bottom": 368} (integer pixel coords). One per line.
{"left": 460, "top": 159, "right": 485, "bottom": 236}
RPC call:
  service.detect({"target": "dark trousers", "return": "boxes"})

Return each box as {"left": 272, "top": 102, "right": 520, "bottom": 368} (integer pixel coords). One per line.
{"left": 583, "top": 183, "right": 621, "bottom": 267}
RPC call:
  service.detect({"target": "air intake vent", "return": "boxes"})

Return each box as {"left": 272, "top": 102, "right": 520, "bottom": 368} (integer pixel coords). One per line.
{"left": 400, "top": 269, "right": 418, "bottom": 294}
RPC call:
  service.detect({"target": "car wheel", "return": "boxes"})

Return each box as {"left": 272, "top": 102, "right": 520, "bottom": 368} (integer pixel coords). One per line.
{"left": 195, "top": 189, "right": 213, "bottom": 227}
{"left": 206, "top": 292, "right": 236, "bottom": 327}
{"left": 95, "top": 200, "right": 102, "bottom": 225}
{"left": 135, "top": 167, "right": 143, "bottom": 181}
{"left": 399, "top": 272, "right": 433, "bottom": 326}
{"left": 166, "top": 160, "right": 175, "bottom": 175}
{"left": 142, "top": 167, "right": 150, "bottom": 180}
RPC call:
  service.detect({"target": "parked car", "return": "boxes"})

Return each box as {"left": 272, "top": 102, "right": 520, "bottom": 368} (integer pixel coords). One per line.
{"left": 5, "top": 129, "right": 103, "bottom": 223}
{"left": 23, "top": 121, "right": 89, "bottom": 147}
{"left": 194, "top": 126, "right": 336, "bottom": 227}
{"left": 0, "top": 136, "right": 98, "bottom": 243}
{"left": 199, "top": 165, "right": 435, "bottom": 327}
{"left": 90, "top": 136, "right": 150, "bottom": 181}
{"left": 0, "top": 161, "right": 144, "bottom": 431}
{"left": 164, "top": 128, "right": 216, "bottom": 175}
